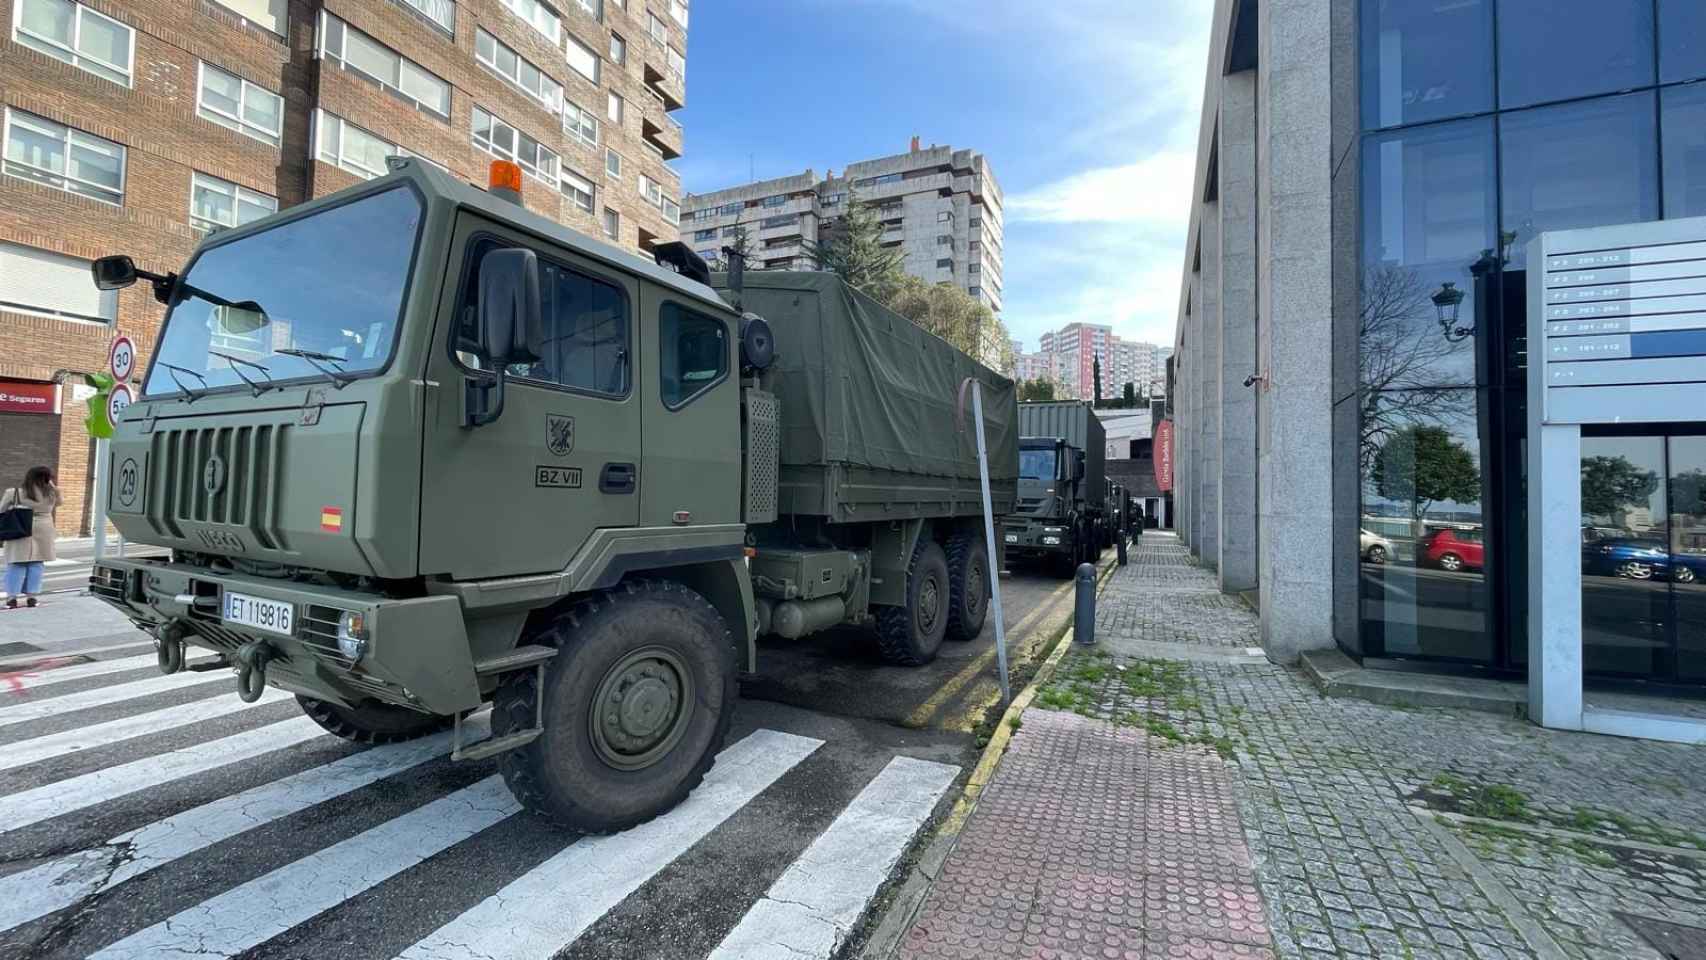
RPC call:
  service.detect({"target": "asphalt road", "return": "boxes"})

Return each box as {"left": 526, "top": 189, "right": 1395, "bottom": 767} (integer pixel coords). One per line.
{"left": 0, "top": 548, "right": 1113, "bottom": 960}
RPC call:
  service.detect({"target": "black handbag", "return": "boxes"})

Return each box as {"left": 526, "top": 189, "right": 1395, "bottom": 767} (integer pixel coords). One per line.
{"left": 0, "top": 489, "right": 33, "bottom": 544}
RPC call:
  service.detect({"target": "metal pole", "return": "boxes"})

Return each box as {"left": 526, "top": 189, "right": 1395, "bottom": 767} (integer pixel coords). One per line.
{"left": 91, "top": 436, "right": 109, "bottom": 561}
{"left": 969, "top": 382, "right": 1010, "bottom": 705}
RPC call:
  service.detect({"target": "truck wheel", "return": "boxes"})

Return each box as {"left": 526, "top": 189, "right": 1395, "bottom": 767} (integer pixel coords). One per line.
{"left": 296, "top": 696, "right": 451, "bottom": 745}
{"left": 944, "top": 534, "right": 990, "bottom": 642}
{"left": 495, "top": 579, "right": 736, "bottom": 833}
{"left": 874, "top": 539, "right": 951, "bottom": 665}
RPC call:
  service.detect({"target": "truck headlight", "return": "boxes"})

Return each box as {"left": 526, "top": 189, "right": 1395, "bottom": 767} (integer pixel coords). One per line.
{"left": 1042, "top": 536, "right": 1061, "bottom": 545}
{"left": 337, "top": 611, "right": 368, "bottom": 661}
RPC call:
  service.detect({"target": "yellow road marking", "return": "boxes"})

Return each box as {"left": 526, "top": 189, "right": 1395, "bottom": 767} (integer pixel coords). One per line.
{"left": 902, "top": 577, "right": 1074, "bottom": 729}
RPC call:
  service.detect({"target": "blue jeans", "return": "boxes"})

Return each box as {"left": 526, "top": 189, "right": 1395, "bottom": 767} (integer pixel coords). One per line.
{"left": 4, "top": 561, "right": 43, "bottom": 597}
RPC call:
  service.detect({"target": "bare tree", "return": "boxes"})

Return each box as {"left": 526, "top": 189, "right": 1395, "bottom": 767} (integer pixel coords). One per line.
{"left": 1357, "top": 264, "right": 1469, "bottom": 475}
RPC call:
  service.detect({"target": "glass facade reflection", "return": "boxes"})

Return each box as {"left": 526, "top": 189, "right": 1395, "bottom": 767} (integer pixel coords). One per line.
{"left": 1353, "top": 2, "right": 1705, "bottom": 686}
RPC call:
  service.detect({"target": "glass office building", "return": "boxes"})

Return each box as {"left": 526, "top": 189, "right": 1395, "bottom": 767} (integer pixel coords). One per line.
{"left": 1353, "top": 0, "right": 1706, "bottom": 688}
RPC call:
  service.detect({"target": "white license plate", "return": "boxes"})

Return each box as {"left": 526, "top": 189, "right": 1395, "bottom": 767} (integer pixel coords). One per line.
{"left": 223, "top": 591, "right": 294, "bottom": 636}
{"left": 1005, "top": 533, "right": 1018, "bottom": 543}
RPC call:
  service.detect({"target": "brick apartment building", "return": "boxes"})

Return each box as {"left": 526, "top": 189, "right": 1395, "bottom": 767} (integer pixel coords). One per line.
{"left": 0, "top": 0, "right": 688, "bottom": 535}
{"left": 1015, "top": 323, "right": 1170, "bottom": 400}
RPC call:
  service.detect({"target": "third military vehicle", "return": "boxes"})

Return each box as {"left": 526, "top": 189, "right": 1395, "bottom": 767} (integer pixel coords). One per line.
{"left": 1002, "top": 401, "right": 1105, "bottom": 575}
{"left": 87, "top": 159, "right": 1015, "bottom": 834}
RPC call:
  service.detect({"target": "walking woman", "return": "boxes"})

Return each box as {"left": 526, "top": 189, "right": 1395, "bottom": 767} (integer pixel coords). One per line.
{"left": 2, "top": 466, "right": 61, "bottom": 608}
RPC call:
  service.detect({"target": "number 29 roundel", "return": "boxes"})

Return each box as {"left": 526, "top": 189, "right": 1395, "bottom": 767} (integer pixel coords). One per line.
{"left": 546, "top": 415, "right": 575, "bottom": 457}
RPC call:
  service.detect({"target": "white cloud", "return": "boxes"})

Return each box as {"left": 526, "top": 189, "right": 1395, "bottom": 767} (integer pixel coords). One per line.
{"left": 1006, "top": 151, "right": 1197, "bottom": 225}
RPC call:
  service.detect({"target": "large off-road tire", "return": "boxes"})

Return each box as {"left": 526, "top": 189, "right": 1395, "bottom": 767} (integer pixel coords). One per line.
{"left": 296, "top": 695, "right": 451, "bottom": 744}
{"left": 944, "top": 533, "right": 990, "bottom": 642}
{"left": 495, "top": 579, "right": 736, "bottom": 833}
{"left": 874, "top": 539, "right": 951, "bottom": 666}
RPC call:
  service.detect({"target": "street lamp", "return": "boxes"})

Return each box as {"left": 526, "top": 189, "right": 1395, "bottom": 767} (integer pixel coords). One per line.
{"left": 1432, "top": 281, "right": 1471, "bottom": 343}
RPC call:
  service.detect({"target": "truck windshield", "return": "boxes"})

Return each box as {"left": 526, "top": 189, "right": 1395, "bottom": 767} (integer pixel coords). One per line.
{"left": 1019, "top": 448, "right": 1057, "bottom": 480}
{"left": 142, "top": 186, "right": 422, "bottom": 398}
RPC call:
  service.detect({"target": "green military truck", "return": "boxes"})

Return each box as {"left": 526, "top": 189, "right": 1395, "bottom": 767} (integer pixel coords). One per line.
{"left": 1002, "top": 401, "right": 1105, "bottom": 575}
{"left": 86, "top": 159, "right": 1016, "bottom": 833}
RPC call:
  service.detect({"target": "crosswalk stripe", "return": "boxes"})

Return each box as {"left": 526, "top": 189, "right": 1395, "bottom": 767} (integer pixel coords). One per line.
{"left": 708, "top": 755, "right": 959, "bottom": 960}
{"left": 0, "top": 640, "right": 152, "bottom": 669}
{"left": 0, "top": 716, "right": 484, "bottom": 935}
{"left": 0, "top": 687, "right": 292, "bottom": 772}
{"left": 401, "top": 728, "right": 826, "bottom": 960}
{"left": 88, "top": 775, "right": 523, "bottom": 960}
{"left": 0, "top": 652, "right": 160, "bottom": 690}
{"left": 0, "top": 715, "right": 325, "bottom": 833}
{"left": 0, "top": 671, "right": 224, "bottom": 728}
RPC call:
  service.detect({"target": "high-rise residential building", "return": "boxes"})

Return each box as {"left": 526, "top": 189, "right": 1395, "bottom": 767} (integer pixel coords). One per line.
{"left": 1023, "top": 322, "right": 1166, "bottom": 400}
{"left": 678, "top": 139, "right": 1004, "bottom": 314}
{"left": 0, "top": 0, "right": 689, "bottom": 535}
{"left": 1012, "top": 349, "right": 1051, "bottom": 384}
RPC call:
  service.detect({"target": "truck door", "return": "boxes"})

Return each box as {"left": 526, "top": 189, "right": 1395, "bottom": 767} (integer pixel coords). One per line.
{"left": 637, "top": 287, "right": 740, "bottom": 528}
{"left": 419, "top": 214, "right": 642, "bottom": 580}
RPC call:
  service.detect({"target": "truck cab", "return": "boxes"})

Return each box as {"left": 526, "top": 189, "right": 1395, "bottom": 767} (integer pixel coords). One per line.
{"left": 1003, "top": 437, "right": 1093, "bottom": 574}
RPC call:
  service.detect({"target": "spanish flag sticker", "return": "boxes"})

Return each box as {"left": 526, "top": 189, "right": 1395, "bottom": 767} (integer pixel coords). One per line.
{"left": 321, "top": 507, "right": 344, "bottom": 532}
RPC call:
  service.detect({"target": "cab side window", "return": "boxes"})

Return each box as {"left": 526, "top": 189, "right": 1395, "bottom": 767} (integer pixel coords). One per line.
{"left": 659, "top": 303, "right": 728, "bottom": 409}
{"left": 455, "top": 236, "right": 630, "bottom": 396}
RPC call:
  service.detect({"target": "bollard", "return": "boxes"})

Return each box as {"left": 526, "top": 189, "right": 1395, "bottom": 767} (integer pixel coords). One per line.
{"left": 1116, "top": 531, "right": 1128, "bottom": 566}
{"left": 1073, "top": 562, "right": 1097, "bottom": 645}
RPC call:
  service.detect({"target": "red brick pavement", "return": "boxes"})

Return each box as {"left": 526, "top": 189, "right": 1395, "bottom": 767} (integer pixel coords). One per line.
{"left": 898, "top": 709, "right": 1273, "bottom": 960}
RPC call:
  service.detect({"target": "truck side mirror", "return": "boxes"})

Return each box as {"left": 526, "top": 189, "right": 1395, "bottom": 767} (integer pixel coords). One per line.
{"left": 1074, "top": 451, "right": 1086, "bottom": 481}
{"left": 476, "top": 247, "right": 543, "bottom": 364}
{"left": 92, "top": 255, "right": 138, "bottom": 290}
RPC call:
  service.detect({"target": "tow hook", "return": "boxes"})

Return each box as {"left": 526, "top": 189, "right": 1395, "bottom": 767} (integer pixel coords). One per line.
{"left": 155, "top": 622, "right": 188, "bottom": 675}
{"left": 235, "top": 641, "right": 273, "bottom": 702}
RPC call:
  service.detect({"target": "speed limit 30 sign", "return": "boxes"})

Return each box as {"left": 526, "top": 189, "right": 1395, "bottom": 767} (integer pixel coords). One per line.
{"left": 108, "top": 335, "right": 135, "bottom": 382}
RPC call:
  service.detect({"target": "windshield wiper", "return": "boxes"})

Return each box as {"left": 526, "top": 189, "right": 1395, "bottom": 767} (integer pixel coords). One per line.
{"left": 158, "top": 363, "right": 208, "bottom": 403}
{"left": 276, "top": 348, "right": 353, "bottom": 389}
{"left": 209, "top": 351, "right": 276, "bottom": 396}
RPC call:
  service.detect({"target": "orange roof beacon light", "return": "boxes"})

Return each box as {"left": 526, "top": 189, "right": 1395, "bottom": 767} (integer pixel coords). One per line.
{"left": 489, "top": 159, "right": 523, "bottom": 204}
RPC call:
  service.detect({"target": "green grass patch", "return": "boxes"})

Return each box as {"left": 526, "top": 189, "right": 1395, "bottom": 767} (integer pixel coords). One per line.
{"left": 1427, "top": 774, "right": 1533, "bottom": 822}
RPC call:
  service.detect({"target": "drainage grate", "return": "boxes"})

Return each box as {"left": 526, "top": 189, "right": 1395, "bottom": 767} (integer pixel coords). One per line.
{"left": 1617, "top": 912, "right": 1706, "bottom": 960}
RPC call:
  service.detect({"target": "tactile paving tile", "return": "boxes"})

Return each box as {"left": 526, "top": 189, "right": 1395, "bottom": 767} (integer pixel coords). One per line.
{"left": 900, "top": 709, "right": 1274, "bottom": 960}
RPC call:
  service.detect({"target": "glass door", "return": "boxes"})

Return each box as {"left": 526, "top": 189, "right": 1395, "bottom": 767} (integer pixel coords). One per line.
{"left": 1672, "top": 437, "right": 1706, "bottom": 684}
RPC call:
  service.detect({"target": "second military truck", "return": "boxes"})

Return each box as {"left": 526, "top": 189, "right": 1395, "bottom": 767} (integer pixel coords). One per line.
{"left": 1002, "top": 401, "right": 1106, "bottom": 575}
{"left": 88, "top": 159, "right": 1016, "bottom": 834}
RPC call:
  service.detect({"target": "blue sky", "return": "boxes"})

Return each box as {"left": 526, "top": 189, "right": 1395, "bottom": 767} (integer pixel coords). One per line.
{"left": 674, "top": 0, "right": 1214, "bottom": 351}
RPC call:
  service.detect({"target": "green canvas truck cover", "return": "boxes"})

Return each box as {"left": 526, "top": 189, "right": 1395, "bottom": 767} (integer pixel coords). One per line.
{"left": 714, "top": 270, "right": 1017, "bottom": 509}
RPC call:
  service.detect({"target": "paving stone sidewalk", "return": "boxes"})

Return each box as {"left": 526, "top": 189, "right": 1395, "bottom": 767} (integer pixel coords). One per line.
{"left": 896, "top": 533, "right": 1706, "bottom": 960}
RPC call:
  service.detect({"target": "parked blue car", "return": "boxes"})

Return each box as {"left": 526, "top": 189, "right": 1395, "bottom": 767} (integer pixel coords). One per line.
{"left": 1582, "top": 538, "right": 1705, "bottom": 583}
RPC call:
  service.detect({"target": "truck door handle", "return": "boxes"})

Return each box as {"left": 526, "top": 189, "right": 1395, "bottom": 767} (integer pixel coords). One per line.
{"left": 600, "top": 462, "right": 636, "bottom": 494}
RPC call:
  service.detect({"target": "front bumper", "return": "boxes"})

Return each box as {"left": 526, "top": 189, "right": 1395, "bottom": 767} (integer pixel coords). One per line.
{"left": 1001, "top": 521, "right": 1072, "bottom": 555}
{"left": 91, "top": 558, "right": 481, "bottom": 715}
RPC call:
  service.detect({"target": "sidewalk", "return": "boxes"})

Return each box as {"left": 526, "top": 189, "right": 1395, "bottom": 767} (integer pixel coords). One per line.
{"left": 892, "top": 533, "right": 1706, "bottom": 960}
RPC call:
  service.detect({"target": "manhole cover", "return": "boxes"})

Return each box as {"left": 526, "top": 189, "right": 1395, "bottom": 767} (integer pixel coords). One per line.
{"left": 1618, "top": 912, "right": 1706, "bottom": 960}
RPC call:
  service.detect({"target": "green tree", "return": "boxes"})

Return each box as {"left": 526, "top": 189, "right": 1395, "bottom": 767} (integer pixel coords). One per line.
{"left": 725, "top": 223, "right": 752, "bottom": 262}
{"left": 884, "top": 275, "right": 1008, "bottom": 366}
{"left": 1581, "top": 456, "right": 1660, "bottom": 520}
{"left": 804, "top": 186, "right": 903, "bottom": 302}
{"left": 1018, "top": 378, "right": 1056, "bottom": 402}
{"left": 1371, "top": 425, "right": 1481, "bottom": 535}
{"left": 1122, "top": 381, "right": 1137, "bottom": 406}
{"left": 1092, "top": 355, "right": 1104, "bottom": 404}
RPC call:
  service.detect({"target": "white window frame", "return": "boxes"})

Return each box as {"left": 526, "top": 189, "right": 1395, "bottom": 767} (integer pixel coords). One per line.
{"left": 560, "top": 167, "right": 594, "bottom": 212}
{"left": 647, "top": 11, "right": 665, "bottom": 43}
{"left": 0, "top": 241, "right": 117, "bottom": 324}
{"left": 573, "top": 0, "right": 599, "bottom": 19}
{"left": 602, "top": 206, "right": 619, "bottom": 240}
{"left": 2, "top": 107, "right": 125, "bottom": 205}
{"left": 565, "top": 32, "right": 599, "bottom": 83}
{"left": 189, "top": 171, "right": 276, "bottom": 231}
{"left": 11, "top": 0, "right": 134, "bottom": 87}
{"left": 609, "top": 31, "right": 625, "bottom": 64}
{"left": 563, "top": 99, "right": 598, "bottom": 146}
{"left": 313, "top": 109, "right": 402, "bottom": 180}
{"left": 661, "top": 195, "right": 679, "bottom": 225}
{"left": 666, "top": 44, "right": 684, "bottom": 77}
{"left": 474, "top": 27, "right": 563, "bottom": 114}
{"left": 637, "top": 171, "right": 661, "bottom": 205}
{"left": 472, "top": 105, "right": 559, "bottom": 186}
{"left": 668, "top": 0, "right": 686, "bottom": 27}
{"left": 605, "top": 147, "right": 621, "bottom": 178}
{"left": 500, "top": 0, "right": 559, "bottom": 43}
{"left": 197, "top": 61, "right": 284, "bottom": 146}
{"left": 393, "top": 0, "right": 453, "bottom": 34}
{"left": 319, "top": 13, "right": 451, "bottom": 119}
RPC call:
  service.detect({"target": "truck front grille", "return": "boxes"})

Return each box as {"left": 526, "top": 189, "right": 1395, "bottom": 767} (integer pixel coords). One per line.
{"left": 89, "top": 566, "right": 128, "bottom": 602}
{"left": 149, "top": 422, "right": 289, "bottom": 549}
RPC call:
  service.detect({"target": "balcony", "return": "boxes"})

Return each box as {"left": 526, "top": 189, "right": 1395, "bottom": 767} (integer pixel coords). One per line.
{"left": 643, "top": 60, "right": 685, "bottom": 111}
{"left": 641, "top": 114, "right": 681, "bottom": 161}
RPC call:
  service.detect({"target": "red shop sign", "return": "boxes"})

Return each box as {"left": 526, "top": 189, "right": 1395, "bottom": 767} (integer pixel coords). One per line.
{"left": 1154, "top": 419, "right": 1174, "bottom": 493}
{"left": 0, "top": 380, "right": 61, "bottom": 415}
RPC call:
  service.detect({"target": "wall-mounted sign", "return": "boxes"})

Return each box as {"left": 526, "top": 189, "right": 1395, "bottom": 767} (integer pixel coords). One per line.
{"left": 1154, "top": 419, "right": 1174, "bottom": 493}
{"left": 0, "top": 380, "right": 61, "bottom": 415}
{"left": 1531, "top": 217, "right": 1706, "bottom": 425}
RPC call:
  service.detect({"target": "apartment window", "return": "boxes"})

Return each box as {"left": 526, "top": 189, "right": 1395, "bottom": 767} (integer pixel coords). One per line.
{"left": 208, "top": 0, "right": 286, "bottom": 36}
{"left": 566, "top": 34, "right": 599, "bottom": 83}
{"left": 698, "top": 248, "right": 716, "bottom": 262}
{"left": 821, "top": 192, "right": 842, "bottom": 205}
{"left": 500, "top": 0, "right": 559, "bottom": 43}
{"left": 762, "top": 194, "right": 786, "bottom": 208}
{"left": 475, "top": 29, "right": 563, "bottom": 114}
{"left": 668, "top": 0, "right": 686, "bottom": 26}
{"left": 190, "top": 171, "right": 275, "bottom": 231}
{"left": 606, "top": 148, "right": 621, "bottom": 178}
{"left": 968, "top": 286, "right": 981, "bottom": 296}
{"left": 3, "top": 108, "right": 124, "bottom": 204}
{"left": 666, "top": 45, "right": 684, "bottom": 77}
{"left": 936, "top": 235, "right": 952, "bottom": 245}
{"left": 694, "top": 228, "right": 716, "bottom": 241}
{"left": 560, "top": 168, "right": 594, "bottom": 212}
{"left": 766, "top": 258, "right": 790, "bottom": 270}
{"left": 760, "top": 214, "right": 797, "bottom": 228}
{"left": 855, "top": 173, "right": 901, "bottom": 187}
{"left": 721, "top": 224, "right": 739, "bottom": 237}
{"left": 937, "top": 210, "right": 952, "bottom": 222}
{"left": 661, "top": 195, "right": 679, "bottom": 224}
{"left": 638, "top": 172, "right": 661, "bottom": 204}
{"left": 718, "top": 202, "right": 740, "bottom": 216}
{"left": 602, "top": 206, "right": 619, "bottom": 239}
{"left": 0, "top": 241, "right": 117, "bottom": 323}
{"left": 563, "top": 100, "right": 598, "bottom": 146}
{"left": 197, "top": 62, "right": 283, "bottom": 146}
{"left": 13, "top": 0, "right": 133, "bottom": 86}
{"left": 968, "top": 217, "right": 981, "bottom": 228}
{"left": 688, "top": 207, "right": 713, "bottom": 222}
{"left": 573, "top": 0, "right": 599, "bottom": 18}
{"left": 648, "top": 12, "right": 665, "bottom": 42}
{"left": 607, "top": 91, "right": 623, "bottom": 124}
{"left": 321, "top": 14, "right": 451, "bottom": 118}
{"left": 936, "top": 258, "right": 952, "bottom": 269}
{"left": 609, "top": 32, "right": 626, "bottom": 64}
{"left": 969, "top": 263, "right": 981, "bottom": 273}
{"left": 315, "top": 110, "right": 399, "bottom": 179}
{"left": 394, "top": 0, "right": 454, "bottom": 33}
{"left": 472, "top": 105, "right": 559, "bottom": 184}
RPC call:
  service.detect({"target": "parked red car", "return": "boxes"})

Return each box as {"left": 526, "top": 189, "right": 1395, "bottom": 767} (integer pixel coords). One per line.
{"left": 1421, "top": 528, "right": 1485, "bottom": 572}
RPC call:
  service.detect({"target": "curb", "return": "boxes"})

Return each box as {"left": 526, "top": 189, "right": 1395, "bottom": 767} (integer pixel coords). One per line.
{"left": 857, "top": 556, "right": 1121, "bottom": 960}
